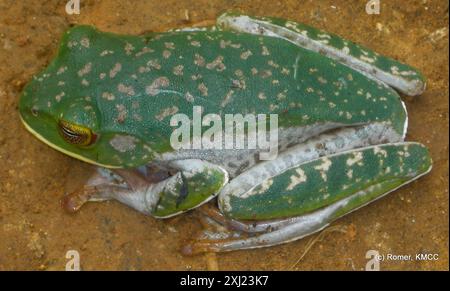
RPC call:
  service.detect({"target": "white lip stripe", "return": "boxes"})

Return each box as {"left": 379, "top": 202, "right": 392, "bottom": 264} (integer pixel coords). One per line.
{"left": 20, "top": 115, "right": 120, "bottom": 169}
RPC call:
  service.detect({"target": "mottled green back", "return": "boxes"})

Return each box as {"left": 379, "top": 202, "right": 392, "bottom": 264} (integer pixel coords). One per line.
{"left": 20, "top": 25, "right": 406, "bottom": 167}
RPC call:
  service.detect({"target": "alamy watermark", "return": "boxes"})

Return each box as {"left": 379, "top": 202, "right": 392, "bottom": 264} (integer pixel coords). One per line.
{"left": 170, "top": 106, "right": 279, "bottom": 160}
{"left": 366, "top": 0, "right": 381, "bottom": 15}
{"left": 66, "top": 0, "right": 80, "bottom": 15}
{"left": 65, "top": 250, "right": 80, "bottom": 271}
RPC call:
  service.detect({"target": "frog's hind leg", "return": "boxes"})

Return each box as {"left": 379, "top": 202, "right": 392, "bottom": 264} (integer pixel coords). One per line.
{"left": 183, "top": 123, "right": 403, "bottom": 252}
{"left": 216, "top": 12, "right": 425, "bottom": 96}
{"left": 183, "top": 141, "right": 431, "bottom": 254}
{"left": 192, "top": 121, "right": 406, "bottom": 234}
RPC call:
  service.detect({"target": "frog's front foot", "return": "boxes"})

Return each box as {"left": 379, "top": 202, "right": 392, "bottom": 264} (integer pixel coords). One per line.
{"left": 183, "top": 143, "right": 432, "bottom": 254}
{"left": 61, "top": 160, "right": 229, "bottom": 218}
{"left": 61, "top": 167, "right": 148, "bottom": 213}
{"left": 62, "top": 185, "right": 106, "bottom": 213}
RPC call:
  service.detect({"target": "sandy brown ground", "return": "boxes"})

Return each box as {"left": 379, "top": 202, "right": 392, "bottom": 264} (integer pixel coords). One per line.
{"left": 0, "top": 0, "right": 448, "bottom": 270}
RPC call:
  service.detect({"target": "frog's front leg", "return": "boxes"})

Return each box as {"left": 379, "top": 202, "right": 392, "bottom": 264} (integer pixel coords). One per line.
{"left": 62, "top": 160, "right": 228, "bottom": 218}
{"left": 183, "top": 142, "right": 431, "bottom": 254}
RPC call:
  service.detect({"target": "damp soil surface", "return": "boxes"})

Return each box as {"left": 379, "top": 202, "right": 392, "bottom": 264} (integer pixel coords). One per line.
{"left": 0, "top": 0, "right": 448, "bottom": 270}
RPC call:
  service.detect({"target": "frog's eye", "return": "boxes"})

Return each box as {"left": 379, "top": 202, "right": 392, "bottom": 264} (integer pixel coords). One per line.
{"left": 58, "top": 119, "right": 97, "bottom": 146}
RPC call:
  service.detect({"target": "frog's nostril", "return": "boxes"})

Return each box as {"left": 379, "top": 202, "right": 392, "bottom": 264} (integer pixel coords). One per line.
{"left": 31, "top": 106, "right": 39, "bottom": 117}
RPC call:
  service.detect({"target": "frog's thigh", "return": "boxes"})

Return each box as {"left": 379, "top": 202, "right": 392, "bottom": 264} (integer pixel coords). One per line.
{"left": 218, "top": 122, "right": 404, "bottom": 214}
{"left": 210, "top": 143, "right": 431, "bottom": 252}
{"left": 216, "top": 13, "right": 425, "bottom": 96}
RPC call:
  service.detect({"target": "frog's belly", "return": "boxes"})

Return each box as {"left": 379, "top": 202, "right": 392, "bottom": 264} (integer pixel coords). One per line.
{"left": 155, "top": 122, "right": 401, "bottom": 177}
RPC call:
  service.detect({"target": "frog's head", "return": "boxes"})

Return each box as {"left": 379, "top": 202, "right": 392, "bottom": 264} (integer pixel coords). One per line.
{"left": 19, "top": 26, "right": 156, "bottom": 168}
{"left": 19, "top": 84, "right": 156, "bottom": 168}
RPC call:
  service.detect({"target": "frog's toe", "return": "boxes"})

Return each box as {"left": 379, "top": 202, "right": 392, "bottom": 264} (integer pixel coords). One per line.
{"left": 181, "top": 239, "right": 230, "bottom": 256}
{"left": 182, "top": 228, "right": 245, "bottom": 255}
{"left": 61, "top": 187, "right": 92, "bottom": 213}
{"left": 61, "top": 184, "right": 131, "bottom": 213}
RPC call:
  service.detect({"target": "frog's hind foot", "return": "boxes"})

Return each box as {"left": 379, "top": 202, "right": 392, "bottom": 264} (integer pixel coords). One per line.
{"left": 182, "top": 210, "right": 334, "bottom": 255}
{"left": 197, "top": 203, "right": 308, "bottom": 234}
{"left": 182, "top": 204, "right": 317, "bottom": 255}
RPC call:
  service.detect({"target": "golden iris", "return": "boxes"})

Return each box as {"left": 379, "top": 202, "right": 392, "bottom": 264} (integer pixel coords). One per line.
{"left": 58, "top": 119, "right": 96, "bottom": 146}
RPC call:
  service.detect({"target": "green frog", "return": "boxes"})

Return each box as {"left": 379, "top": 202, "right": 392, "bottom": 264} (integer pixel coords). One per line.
{"left": 19, "top": 12, "right": 432, "bottom": 254}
